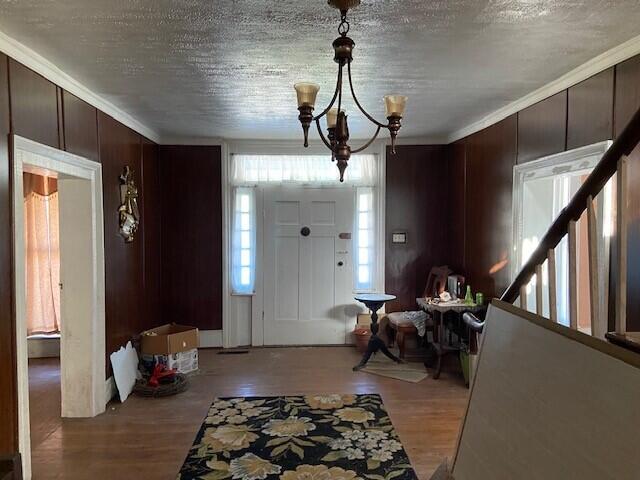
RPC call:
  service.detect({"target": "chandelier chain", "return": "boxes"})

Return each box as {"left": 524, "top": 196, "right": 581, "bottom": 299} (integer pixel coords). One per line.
{"left": 295, "top": 1, "right": 405, "bottom": 181}
{"left": 338, "top": 11, "right": 350, "bottom": 36}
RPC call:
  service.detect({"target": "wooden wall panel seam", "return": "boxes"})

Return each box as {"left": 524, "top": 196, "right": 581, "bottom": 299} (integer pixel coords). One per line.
{"left": 612, "top": 66, "right": 618, "bottom": 140}
{"left": 56, "top": 87, "right": 64, "bottom": 150}
{"left": 565, "top": 88, "right": 569, "bottom": 151}
{"left": 0, "top": 51, "right": 18, "bottom": 454}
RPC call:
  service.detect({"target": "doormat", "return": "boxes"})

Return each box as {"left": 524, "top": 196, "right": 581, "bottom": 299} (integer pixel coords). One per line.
{"left": 178, "top": 394, "right": 417, "bottom": 479}
{"left": 361, "top": 357, "right": 428, "bottom": 383}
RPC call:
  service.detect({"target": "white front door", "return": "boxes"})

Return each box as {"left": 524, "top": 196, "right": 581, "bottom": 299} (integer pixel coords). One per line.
{"left": 263, "top": 187, "right": 355, "bottom": 345}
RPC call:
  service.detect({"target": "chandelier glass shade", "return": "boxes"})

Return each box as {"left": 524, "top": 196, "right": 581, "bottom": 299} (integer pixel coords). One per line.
{"left": 294, "top": 0, "right": 408, "bottom": 181}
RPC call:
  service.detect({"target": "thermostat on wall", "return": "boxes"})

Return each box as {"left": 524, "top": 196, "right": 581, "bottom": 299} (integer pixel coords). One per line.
{"left": 392, "top": 232, "right": 407, "bottom": 244}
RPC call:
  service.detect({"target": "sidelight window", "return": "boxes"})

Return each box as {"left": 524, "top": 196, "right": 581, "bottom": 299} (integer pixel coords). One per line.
{"left": 231, "top": 187, "right": 256, "bottom": 294}
{"left": 355, "top": 187, "right": 375, "bottom": 291}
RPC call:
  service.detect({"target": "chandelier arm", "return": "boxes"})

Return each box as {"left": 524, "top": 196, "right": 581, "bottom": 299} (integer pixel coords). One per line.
{"left": 347, "top": 62, "right": 388, "bottom": 129}
{"left": 337, "top": 65, "right": 343, "bottom": 113}
{"left": 351, "top": 125, "right": 382, "bottom": 154}
{"left": 315, "top": 118, "right": 333, "bottom": 150}
{"left": 313, "top": 64, "right": 343, "bottom": 121}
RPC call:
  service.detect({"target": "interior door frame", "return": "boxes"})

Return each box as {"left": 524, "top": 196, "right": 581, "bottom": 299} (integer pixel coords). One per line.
{"left": 221, "top": 140, "right": 386, "bottom": 348}
{"left": 12, "top": 135, "right": 106, "bottom": 479}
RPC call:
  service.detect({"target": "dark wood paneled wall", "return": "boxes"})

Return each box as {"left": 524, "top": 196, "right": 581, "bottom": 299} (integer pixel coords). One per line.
{"left": 141, "top": 139, "right": 162, "bottom": 327}
{"left": 98, "top": 113, "right": 145, "bottom": 367}
{"left": 567, "top": 68, "right": 614, "bottom": 150}
{"left": 62, "top": 91, "right": 99, "bottom": 161}
{"left": 8, "top": 60, "right": 60, "bottom": 149}
{"left": 615, "top": 55, "right": 640, "bottom": 331}
{"left": 159, "top": 145, "right": 222, "bottom": 330}
{"left": 462, "top": 116, "right": 517, "bottom": 298}
{"left": 0, "top": 57, "right": 161, "bottom": 452}
{"left": 517, "top": 91, "right": 567, "bottom": 164}
{"left": 385, "top": 145, "right": 449, "bottom": 312}
{"left": 450, "top": 55, "right": 640, "bottom": 331}
{"left": 447, "top": 141, "right": 466, "bottom": 272}
{"left": 0, "top": 54, "right": 17, "bottom": 455}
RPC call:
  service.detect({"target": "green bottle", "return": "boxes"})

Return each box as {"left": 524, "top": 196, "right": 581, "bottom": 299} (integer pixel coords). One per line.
{"left": 464, "top": 285, "right": 473, "bottom": 305}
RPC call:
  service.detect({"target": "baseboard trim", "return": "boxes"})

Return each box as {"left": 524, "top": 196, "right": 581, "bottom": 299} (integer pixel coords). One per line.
{"left": 105, "top": 376, "right": 116, "bottom": 405}
{"left": 200, "top": 330, "right": 223, "bottom": 348}
{"left": 27, "top": 335, "right": 60, "bottom": 358}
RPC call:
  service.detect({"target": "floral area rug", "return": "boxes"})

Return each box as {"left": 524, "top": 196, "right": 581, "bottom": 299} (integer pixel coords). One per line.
{"left": 178, "top": 394, "right": 418, "bottom": 480}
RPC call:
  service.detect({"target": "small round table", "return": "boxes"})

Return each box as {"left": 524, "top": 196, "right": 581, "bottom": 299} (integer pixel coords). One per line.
{"left": 352, "top": 293, "right": 403, "bottom": 371}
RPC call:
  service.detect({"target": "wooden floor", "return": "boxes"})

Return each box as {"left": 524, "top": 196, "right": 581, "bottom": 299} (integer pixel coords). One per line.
{"left": 28, "top": 347, "right": 468, "bottom": 479}
{"left": 28, "top": 358, "right": 62, "bottom": 452}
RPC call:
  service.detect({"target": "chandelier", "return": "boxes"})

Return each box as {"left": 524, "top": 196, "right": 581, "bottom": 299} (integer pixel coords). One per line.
{"left": 294, "top": 0, "right": 408, "bottom": 182}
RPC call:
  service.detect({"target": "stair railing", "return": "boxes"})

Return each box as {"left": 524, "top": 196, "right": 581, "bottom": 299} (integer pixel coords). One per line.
{"left": 465, "top": 106, "right": 640, "bottom": 351}
{"left": 502, "top": 106, "right": 640, "bottom": 337}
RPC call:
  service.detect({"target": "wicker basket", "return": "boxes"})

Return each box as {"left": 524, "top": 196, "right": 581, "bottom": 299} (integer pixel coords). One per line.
{"left": 132, "top": 373, "right": 189, "bottom": 398}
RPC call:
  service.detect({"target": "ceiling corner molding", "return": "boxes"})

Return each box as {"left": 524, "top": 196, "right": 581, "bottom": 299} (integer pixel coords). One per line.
{"left": 446, "top": 33, "right": 640, "bottom": 144}
{"left": 0, "top": 29, "right": 161, "bottom": 143}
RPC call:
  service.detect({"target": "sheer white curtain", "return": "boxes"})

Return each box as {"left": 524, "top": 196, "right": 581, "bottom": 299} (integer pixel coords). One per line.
{"left": 24, "top": 174, "right": 61, "bottom": 335}
{"left": 229, "top": 153, "right": 379, "bottom": 295}
{"left": 231, "top": 154, "right": 377, "bottom": 186}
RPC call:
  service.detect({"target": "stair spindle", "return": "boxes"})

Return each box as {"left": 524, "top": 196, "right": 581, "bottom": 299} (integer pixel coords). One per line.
{"left": 616, "top": 156, "right": 628, "bottom": 335}
{"left": 535, "top": 263, "right": 543, "bottom": 316}
{"left": 568, "top": 220, "right": 578, "bottom": 330}
{"left": 547, "top": 248, "right": 557, "bottom": 323}
{"left": 587, "top": 195, "right": 602, "bottom": 337}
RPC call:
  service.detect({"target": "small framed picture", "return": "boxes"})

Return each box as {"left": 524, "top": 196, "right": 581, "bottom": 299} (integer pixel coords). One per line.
{"left": 391, "top": 232, "right": 407, "bottom": 244}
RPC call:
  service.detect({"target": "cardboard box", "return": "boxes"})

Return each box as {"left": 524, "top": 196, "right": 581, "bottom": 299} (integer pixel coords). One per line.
{"left": 141, "top": 349, "right": 199, "bottom": 375}
{"left": 141, "top": 324, "right": 199, "bottom": 355}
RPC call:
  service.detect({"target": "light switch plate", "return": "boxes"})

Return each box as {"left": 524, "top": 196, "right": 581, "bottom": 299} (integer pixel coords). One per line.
{"left": 392, "top": 232, "right": 407, "bottom": 244}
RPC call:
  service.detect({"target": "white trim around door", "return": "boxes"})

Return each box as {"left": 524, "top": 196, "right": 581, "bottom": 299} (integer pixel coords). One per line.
{"left": 12, "top": 135, "right": 106, "bottom": 479}
{"left": 221, "top": 140, "right": 386, "bottom": 348}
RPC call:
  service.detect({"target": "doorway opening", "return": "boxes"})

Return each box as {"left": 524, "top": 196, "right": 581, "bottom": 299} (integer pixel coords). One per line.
{"left": 23, "top": 171, "right": 62, "bottom": 466}
{"left": 12, "top": 136, "right": 106, "bottom": 479}
{"left": 512, "top": 141, "right": 613, "bottom": 335}
{"left": 223, "top": 148, "right": 385, "bottom": 347}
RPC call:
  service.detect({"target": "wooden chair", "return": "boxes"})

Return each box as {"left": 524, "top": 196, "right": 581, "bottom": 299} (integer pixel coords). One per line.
{"left": 387, "top": 265, "right": 452, "bottom": 359}
{"left": 386, "top": 313, "right": 417, "bottom": 359}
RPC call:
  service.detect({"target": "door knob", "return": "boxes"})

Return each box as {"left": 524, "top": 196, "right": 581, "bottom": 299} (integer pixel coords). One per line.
{"left": 300, "top": 226, "right": 310, "bottom": 237}
{"left": 337, "top": 261, "right": 344, "bottom": 267}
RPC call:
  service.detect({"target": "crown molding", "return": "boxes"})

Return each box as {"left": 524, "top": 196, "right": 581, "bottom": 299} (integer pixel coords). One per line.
{"left": 3, "top": 26, "right": 639, "bottom": 148}
{"left": 446, "top": 33, "right": 640, "bottom": 143}
{"left": 0, "top": 29, "right": 161, "bottom": 143}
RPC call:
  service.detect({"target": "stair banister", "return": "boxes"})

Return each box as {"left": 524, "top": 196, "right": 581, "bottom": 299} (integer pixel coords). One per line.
{"left": 501, "top": 106, "right": 640, "bottom": 304}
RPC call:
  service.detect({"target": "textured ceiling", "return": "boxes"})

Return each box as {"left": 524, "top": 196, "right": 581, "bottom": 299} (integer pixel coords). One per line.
{"left": 0, "top": 0, "right": 639, "bottom": 142}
